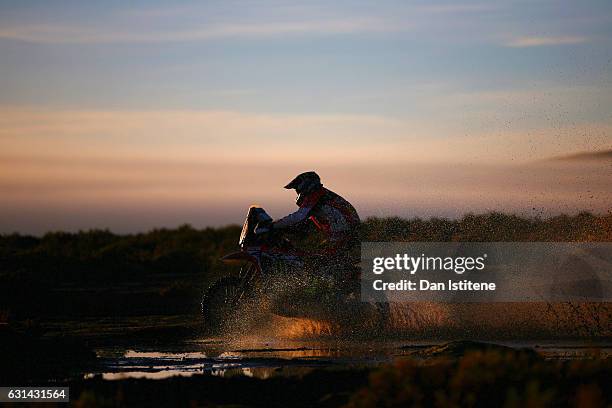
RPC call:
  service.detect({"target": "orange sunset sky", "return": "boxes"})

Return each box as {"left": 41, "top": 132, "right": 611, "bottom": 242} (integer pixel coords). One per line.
{"left": 1, "top": 1, "right": 611, "bottom": 233}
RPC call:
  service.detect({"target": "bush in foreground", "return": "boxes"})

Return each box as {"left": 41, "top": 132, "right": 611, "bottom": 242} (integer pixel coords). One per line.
{"left": 347, "top": 350, "right": 611, "bottom": 408}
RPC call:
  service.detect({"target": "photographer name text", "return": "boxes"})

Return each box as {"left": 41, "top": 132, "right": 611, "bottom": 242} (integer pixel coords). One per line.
{"left": 371, "top": 253, "right": 496, "bottom": 292}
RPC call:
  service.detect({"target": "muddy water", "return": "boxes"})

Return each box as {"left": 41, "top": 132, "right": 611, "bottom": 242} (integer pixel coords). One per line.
{"left": 79, "top": 312, "right": 612, "bottom": 380}
{"left": 89, "top": 339, "right": 424, "bottom": 380}
{"left": 87, "top": 338, "right": 612, "bottom": 380}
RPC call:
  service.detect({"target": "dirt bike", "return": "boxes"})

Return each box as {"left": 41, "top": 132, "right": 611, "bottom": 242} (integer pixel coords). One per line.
{"left": 201, "top": 206, "right": 389, "bottom": 334}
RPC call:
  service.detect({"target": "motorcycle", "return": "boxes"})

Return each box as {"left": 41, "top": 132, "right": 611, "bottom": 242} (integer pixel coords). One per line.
{"left": 201, "top": 206, "right": 389, "bottom": 334}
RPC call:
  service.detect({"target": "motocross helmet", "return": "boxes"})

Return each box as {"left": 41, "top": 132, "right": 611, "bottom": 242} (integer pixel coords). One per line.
{"left": 284, "top": 171, "right": 322, "bottom": 194}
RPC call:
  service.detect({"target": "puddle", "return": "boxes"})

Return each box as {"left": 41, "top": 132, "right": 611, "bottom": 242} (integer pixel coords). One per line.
{"left": 123, "top": 350, "right": 207, "bottom": 359}
{"left": 87, "top": 340, "right": 404, "bottom": 380}
{"left": 85, "top": 340, "right": 612, "bottom": 380}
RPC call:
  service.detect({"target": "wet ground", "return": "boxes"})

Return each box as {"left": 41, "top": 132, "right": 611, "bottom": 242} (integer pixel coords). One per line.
{"left": 87, "top": 338, "right": 612, "bottom": 380}
{"left": 88, "top": 339, "right": 416, "bottom": 380}
{"left": 3, "top": 313, "right": 611, "bottom": 407}
{"left": 32, "top": 313, "right": 612, "bottom": 382}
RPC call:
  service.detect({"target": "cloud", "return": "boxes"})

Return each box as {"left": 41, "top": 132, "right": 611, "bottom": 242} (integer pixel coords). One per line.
{"left": 415, "top": 3, "right": 498, "bottom": 14}
{"left": 0, "top": 18, "right": 407, "bottom": 44}
{"left": 0, "top": 2, "right": 499, "bottom": 45}
{"left": 504, "top": 35, "right": 589, "bottom": 47}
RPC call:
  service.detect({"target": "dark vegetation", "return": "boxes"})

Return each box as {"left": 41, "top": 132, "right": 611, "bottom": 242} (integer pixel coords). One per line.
{"left": 0, "top": 225, "right": 240, "bottom": 318}
{"left": 1, "top": 213, "right": 610, "bottom": 404}
{"left": 345, "top": 348, "right": 612, "bottom": 408}
{"left": 1, "top": 212, "right": 610, "bottom": 319}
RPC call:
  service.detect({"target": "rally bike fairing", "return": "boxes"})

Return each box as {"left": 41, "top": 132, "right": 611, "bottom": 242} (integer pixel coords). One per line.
{"left": 221, "top": 206, "right": 306, "bottom": 273}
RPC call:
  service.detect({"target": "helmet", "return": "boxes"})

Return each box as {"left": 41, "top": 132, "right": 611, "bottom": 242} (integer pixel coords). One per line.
{"left": 284, "top": 171, "right": 322, "bottom": 194}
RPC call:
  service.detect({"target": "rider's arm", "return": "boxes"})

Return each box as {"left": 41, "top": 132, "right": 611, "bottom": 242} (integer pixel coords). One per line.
{"left": 273, "top": 188, "right": 324, "bottom": 230}
{"left": 273, "top": 207, "right": 311, "bottom": 229}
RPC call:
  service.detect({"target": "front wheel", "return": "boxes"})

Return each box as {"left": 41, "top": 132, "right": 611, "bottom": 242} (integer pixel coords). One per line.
{"left": 201, "top": 276, "right": 242, "bottom": 333}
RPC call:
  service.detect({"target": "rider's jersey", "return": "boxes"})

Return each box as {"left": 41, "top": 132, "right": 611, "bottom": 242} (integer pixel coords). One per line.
{"left": 274, "top": 187, "right": 360, "bottom": 244}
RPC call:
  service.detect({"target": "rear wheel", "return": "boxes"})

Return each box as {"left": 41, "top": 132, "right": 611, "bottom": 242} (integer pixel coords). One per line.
{"left": 201, "top": 276, "right": 242, "bottom": 333}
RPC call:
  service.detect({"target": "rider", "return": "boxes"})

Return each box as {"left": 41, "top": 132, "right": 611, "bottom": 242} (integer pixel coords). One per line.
{"left": 265, "top": 171, "right": 361, "bottom": 257}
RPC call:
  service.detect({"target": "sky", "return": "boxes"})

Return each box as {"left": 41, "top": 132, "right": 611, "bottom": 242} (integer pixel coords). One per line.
{"left": 0, "top": 0, "right": 611, "bottom": 234}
